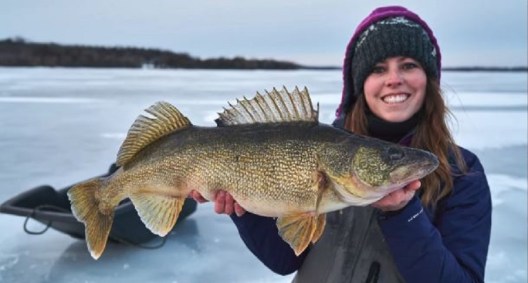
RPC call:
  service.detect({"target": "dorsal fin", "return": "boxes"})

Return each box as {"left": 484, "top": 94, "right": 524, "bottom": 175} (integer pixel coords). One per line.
{"left": 116, "top": 101, "right": 191, "bottom": 166}
{"left": 217, "top": 86, "right": 319, "bottom": 126}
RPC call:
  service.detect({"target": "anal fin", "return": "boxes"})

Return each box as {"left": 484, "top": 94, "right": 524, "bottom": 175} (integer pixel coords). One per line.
{"left": 276, "top": 213, "right": 326, "bottom": 256}
{"left": 129, "top": 188, "right": 185, "bottom": 236}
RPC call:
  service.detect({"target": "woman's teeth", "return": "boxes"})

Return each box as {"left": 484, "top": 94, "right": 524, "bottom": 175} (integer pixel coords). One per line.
{"left": 383, "top": 94, "right": 408, "bottom": 104}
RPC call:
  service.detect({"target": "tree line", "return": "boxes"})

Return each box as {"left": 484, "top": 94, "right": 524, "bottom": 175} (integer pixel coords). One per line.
{"left": 0, "top": 38, "right": 301, "bottom": 69}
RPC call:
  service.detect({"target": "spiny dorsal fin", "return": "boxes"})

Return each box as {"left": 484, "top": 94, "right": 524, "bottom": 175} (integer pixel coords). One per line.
{"left": 116, "top": 102, "right": 191, "bottom": 166}
{"left": 217, "top": 86, "right": 319, "bottom": 126}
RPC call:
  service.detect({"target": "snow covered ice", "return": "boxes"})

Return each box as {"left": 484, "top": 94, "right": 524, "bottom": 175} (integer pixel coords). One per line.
{"left": 0, "top": 68, "right": 526, "bottom": 283}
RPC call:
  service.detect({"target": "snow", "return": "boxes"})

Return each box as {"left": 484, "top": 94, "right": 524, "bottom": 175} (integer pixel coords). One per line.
{"left": 0, "top": 68, "right": 526, "bottom": 283}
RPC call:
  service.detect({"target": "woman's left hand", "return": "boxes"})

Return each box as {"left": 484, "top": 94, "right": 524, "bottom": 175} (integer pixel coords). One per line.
{"left": 372, "top": 180, "right": 421, "bottom": 212}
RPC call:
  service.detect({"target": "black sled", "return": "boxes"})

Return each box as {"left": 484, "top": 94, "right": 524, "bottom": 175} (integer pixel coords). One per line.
{"left": 0, "top": 163, "right": 197, "bottom": 245}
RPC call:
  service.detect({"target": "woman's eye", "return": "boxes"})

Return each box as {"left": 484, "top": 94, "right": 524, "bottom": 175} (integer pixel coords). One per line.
{"left": 371, "top": 66, "right": 385, "bottom": 74}
{"left": 402, "top": 62, "right": 420, "bottom": 70}
{"left": 403, "top": 62, "right": 418, "bottom": 70}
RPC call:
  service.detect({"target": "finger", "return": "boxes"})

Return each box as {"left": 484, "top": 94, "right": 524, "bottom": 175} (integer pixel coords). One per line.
{"left": 386, "top": 189, "right": 406, "bottom": 203}
{"left": 224, "top": 192, "right": 235, "bottom": 215}
{"left": 393, "top": 188, "right": 414, "bottom": 203}
{"left": 371, "top": 194, "right": 392, "bottom": 209}
{"left": 214, "top": 191, "right": 226, "bottom": 214}
{"left": 234, "top": 203, "right": 246, "bottom": 217}
{"left": 190, "top": 190, "right": 208, "bottom": 203}
{"left": 197, "top": 192, "right": 209, "bottom": 203}
{"left": 396, "top": 189, "right": 415, "bottom": 208}
{"left": 405, "top": 180, "right": 422, "bottom": 192}
{"left": 406, "top": 189, "right": 416, "bottom": 200}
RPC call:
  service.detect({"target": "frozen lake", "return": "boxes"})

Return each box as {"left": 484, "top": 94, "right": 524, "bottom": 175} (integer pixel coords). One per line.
{"left": 0, "top": 67, "right": 526, "bottom": 283}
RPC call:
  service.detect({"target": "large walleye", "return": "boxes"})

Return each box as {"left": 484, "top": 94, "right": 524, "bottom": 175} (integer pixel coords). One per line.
{"left": 68, "top": 86, "right": 438, "bottom": 259}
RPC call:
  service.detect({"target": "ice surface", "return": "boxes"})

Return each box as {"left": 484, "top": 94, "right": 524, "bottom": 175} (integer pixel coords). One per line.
{"left": 0, "top": 68, "right": 526, "bottom": 283}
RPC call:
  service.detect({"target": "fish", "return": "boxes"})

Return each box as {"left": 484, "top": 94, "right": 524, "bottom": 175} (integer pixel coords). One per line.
{"left": 68, "top": 86, "right": 439, "bottom": 259}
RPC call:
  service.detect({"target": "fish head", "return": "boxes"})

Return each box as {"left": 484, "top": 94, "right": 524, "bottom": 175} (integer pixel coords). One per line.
{"left": 352, "top": 145, "right": 439, "bottom": 190}
{"left": 323, "top": 139, "right": 439, "bottom": 205}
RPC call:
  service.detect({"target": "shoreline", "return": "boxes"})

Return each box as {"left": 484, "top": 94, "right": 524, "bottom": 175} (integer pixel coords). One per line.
{"left": 0, "top": 65, "right": 526, "bottom": 72}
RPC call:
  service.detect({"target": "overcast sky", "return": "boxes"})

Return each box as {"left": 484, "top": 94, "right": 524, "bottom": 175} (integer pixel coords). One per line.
{"left": 1, "top": 0, "right": 527, "bottom": 67}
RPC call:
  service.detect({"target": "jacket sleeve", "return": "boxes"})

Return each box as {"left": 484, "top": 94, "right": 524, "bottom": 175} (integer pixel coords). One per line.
{"left": 378, "top": 152, "right": 492, "bottom": 283}
{"left": 229, "top": 213, "right": 308, "bottom": 275}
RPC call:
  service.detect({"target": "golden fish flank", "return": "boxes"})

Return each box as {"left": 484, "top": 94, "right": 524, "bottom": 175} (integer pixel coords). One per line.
{"left": 68, "top": 86, "right": 439, "bottom": 259}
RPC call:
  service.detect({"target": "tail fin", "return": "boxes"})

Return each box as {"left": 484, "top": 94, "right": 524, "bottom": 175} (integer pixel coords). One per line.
{"left": 67, "top": 178, "right": 113, "bottom": 260}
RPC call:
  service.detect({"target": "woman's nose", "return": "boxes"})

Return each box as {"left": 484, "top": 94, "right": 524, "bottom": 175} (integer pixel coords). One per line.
{"left": 385, "top": 69, "right": 403, "bottom": 87}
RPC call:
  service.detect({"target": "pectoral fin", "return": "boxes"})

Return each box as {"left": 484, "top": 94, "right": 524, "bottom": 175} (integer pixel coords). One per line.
{"left": 129, "top": 188, "right": 185, "bottom": 236}
{"left": 276, "top": 213, "right": 325, "bottom": 256}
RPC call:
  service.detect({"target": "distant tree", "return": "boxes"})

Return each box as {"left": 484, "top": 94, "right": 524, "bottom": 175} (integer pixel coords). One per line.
{"left": 0, "top": 39, "right": 302, "bottom": 70}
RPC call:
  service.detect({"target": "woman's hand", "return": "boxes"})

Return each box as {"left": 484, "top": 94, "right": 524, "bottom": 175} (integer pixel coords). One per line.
{"left": 189, "top": 190, "right": 246, "bottom": 217}
{"left": 372, "top": 180, "right": 421, "bottom": 212}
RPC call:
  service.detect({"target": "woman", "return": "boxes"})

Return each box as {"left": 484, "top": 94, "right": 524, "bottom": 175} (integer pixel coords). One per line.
{"left": 191, "top": 6, "right": 492, "bottom": 283}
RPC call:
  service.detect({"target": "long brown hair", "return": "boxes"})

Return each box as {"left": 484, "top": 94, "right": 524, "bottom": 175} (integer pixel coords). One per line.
{"left": 344, "top": 77, "right": 467, "bottom": 207}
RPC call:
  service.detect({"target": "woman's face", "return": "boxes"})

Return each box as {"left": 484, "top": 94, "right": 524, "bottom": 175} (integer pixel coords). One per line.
{"left": 363, "top": 56, "right": 427, "bottom": 123}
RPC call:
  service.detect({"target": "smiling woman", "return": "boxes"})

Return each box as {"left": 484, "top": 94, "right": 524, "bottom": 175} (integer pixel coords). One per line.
{"left": 193, "top": 5, "right": 493, "bottom": 283}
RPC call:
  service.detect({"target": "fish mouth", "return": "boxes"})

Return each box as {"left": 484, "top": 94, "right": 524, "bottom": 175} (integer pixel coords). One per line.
{"left": 387, "top": 158, "right": 439, "bottom": 190}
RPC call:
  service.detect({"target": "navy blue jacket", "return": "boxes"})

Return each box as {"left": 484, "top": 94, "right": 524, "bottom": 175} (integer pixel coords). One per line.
{"left": 230, "top": 144, "right": 491, "bottom": 282}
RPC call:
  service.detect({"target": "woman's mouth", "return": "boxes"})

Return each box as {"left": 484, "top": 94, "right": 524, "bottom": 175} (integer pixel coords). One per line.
{"left": 382, "top": 93, "right": 410, "bottom": 104}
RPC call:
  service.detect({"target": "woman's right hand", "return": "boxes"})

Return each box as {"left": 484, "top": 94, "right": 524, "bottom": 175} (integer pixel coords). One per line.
{"left": 189, "top": 190, "right": 246, "bottom": 217}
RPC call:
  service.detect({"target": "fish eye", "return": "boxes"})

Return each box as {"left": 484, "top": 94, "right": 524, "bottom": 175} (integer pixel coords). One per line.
{"left": 387, "top": 147, "right": 404, "bottom": 161}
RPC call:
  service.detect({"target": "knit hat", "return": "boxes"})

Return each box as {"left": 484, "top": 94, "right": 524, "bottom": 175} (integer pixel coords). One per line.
{"left": 336, "top": 6, "right": 441, "bottom": 117}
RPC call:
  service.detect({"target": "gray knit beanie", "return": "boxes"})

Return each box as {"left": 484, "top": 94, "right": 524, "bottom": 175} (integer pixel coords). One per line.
{"left": 351, "top": 16, "right": 438, "bottom": 99}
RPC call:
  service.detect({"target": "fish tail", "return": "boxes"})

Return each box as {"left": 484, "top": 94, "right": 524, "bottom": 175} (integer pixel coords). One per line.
{"left": 67, "top": 177, "right": 113, "bottom": 260}
{"left": 128, "top": 188, "right": 186, "bottom": 237}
